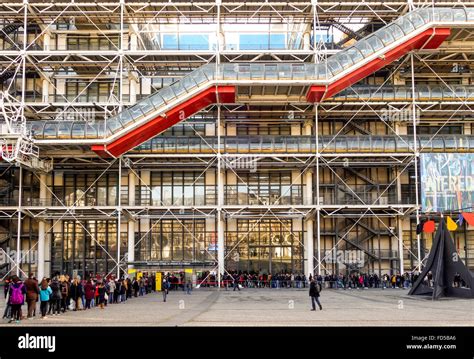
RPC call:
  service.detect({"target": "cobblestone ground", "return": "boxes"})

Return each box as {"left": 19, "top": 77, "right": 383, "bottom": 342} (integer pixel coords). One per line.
{"left": 0, "top": 288, "right": 472, "bottom": 326}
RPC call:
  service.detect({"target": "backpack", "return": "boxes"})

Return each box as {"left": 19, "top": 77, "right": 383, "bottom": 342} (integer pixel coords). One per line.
{"left": 10, "top": 284, "right": 24, "bottom": 305}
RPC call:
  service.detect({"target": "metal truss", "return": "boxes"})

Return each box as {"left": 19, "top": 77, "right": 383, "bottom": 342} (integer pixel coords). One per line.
{"left": 0, "top": 1, "right": 473, "bottom": 280}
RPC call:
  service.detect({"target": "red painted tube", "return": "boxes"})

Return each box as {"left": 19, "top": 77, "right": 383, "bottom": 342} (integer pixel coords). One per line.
{"left": 92, "top": 86, "right": 235, "bottom": 158}
{"left": 306, "top": 28, "right": 451, "bottom": 102}
{"left": 92, "top": 27, "right": 451, "bottom": 157}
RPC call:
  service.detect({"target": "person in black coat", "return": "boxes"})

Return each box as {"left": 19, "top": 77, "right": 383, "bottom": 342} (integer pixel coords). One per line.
{"left": 132, "top": 279, "right": 139, "bottom": 297}
{"left": 309, "top": 279, "right": 322, "bottom": 311}
{"left": 69, "top": 278, "right": 83, "bottom": 311}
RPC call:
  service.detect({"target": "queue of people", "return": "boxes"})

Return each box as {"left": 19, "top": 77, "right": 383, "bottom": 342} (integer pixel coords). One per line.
{"left": 196, "top": 270, "right": 465, "bottom": 290}
{"left": 195, "top": 271, "right": 418, "bottom": 290}
{"left": 197, "top": 272, "right": 310, "bottom": 289}
{"left": 2, "top": 272, "right": 158, "bottom": 324}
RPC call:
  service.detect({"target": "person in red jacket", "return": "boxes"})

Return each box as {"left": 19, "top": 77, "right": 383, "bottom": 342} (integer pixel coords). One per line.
{"left": 84, "top": 279, "right": 95, "bottom": 309}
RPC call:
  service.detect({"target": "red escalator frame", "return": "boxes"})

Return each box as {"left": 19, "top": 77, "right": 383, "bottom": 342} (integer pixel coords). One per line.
{"left": 306, "top": 28, "right": 451, "bottom": 102}
{"left": 92, "top": 28, "right": 450, "bottom": 158}
{"left": 92, "top": 86, "right": 235, "bottom": 157}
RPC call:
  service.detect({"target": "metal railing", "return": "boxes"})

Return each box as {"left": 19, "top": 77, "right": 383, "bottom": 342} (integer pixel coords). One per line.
{"left": 129, "top": 135, "right": 474, "bottom": 154}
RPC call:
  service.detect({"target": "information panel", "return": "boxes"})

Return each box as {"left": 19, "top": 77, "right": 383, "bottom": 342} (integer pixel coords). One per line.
{"left": 420, "top": 153, "right": 474, "bottom": 212}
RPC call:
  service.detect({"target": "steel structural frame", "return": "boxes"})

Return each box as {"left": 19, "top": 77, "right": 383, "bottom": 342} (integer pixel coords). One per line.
{"left": 0, "top": 1, "right": 473, "bottom": 280}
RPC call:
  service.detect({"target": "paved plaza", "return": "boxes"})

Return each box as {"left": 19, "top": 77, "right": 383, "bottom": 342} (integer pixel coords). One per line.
{"left": 1, "top": 288, "right": 473, "bottom": 326}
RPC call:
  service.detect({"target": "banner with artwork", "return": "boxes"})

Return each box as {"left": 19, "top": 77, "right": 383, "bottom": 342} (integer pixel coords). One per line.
{"left": 420, "top": 153, "right": 474, "bottom": 212}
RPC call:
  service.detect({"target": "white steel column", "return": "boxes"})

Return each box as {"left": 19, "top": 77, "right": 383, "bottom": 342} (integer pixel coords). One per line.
{"left": 395, "top": 167, "right": 404, "bottom": 275}
{"left": 117, "top": 158, "right": 122, "bottom": 278}
{"left": 217, "top": 105, "right": 225, "bottom": 284}
{"left": 216, "top": 0, "right": 225, "bottom": 286}
{"left": 116, "top": 0, "right": 125, "bottom": 278}
{"left": 127, "top": 170, "right": 136, "bottom": 269}
{"left": 410, "top": 54, "right": 422, "bottom": 270}
{"left": 315, "top": 104, "right": 322, "bottom": 275}
{"left": 16, "top": 166, "right": 22, "bottom": 276}
{"left": 15, "top": 0, "right": 28, "bottom": 277}
{"left": 118, "top": 0, "right": 125, "bottom": 113}
{"left": 304, "top": 120, "right": 314, "bottom": 278}
{"left": 37, "top": 173, "right": 47, "bottom": 280}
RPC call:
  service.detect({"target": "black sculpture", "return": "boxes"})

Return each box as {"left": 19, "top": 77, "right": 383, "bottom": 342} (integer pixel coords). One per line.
{"left": 408, "top": 219, "right": 474, "bottom": 299}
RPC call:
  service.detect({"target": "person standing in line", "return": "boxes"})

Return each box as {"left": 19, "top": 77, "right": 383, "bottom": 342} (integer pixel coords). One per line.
{"left": 108, "top": 277, "right": 116, "bottom": 304}
{"left": 59, "top": 275, "right": 69, "bottom": 313}
{"left": 70, "top": 277, "right": 83, "bottom": 311}
{"left": 64, "top": 275, "right": 72, "bottom": 310}
{"left": 24, "top": 273, "right": 39, "bottom": 319}
{"left": 49, "top": 277, "right": 62, "bottom": 316}
{"left": 309, "top": 279, "right": 322, "bottom": 311}
{"left": 97, "top": 281, "right": 106, "bottom": 309}
{"left": 119, "top": 279, "right": 127, "bottom": 303}
{"left": 3, "top": 277, "right": 9, "bottom": 299}
{"left": 113, "top": 279, "right": 121, "bottom": 303}
{"left": 126, "top": 277, "right": 132, "bottom": 299}
{"left": 84, "top": 279, "right": 95, "bottom": 309}
{"left": 139, "top": 277, "right": 145, "bottom": 296}
{"left": 131, "top": 278, "right": 138, "bottom": 297}
{"left": 39, "top": 279, "right": 52, "bottom": 319}
{"left": 2, "top": 278, "right": 12, "bottom": 320}
{"left": 8, "top": 276, "right": 26, "bottom": 323}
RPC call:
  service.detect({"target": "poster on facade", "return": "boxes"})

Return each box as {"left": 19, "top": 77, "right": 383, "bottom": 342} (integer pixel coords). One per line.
{"left": 420, "top": 153, "right": 474, "bottom": 212}
{"left": 156, "top": 272, "right": 162, "bottom": 291}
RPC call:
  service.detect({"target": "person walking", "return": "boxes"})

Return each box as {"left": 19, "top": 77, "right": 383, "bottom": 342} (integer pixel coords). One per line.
{"left": 309, "top": 279, "right": 322, "bottom": 311}
{"left": 186, "top": 280, "right": 192, "bottom": 295}
{"left": 24, "top": 273, "right": 39, "bottom": 319}
{"left": 162, "top": 278, "right": 168, "bottom": 302}
{"left": 233, "top": 274, "right": 240, "bottom": 291}
{"left": 39, "top": 279, "right": 52, "bottom": 319}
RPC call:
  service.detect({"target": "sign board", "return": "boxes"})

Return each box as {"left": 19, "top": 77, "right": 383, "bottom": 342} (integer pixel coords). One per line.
{"left": 420, "top": 153, "right": 474, "bottom": 212}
